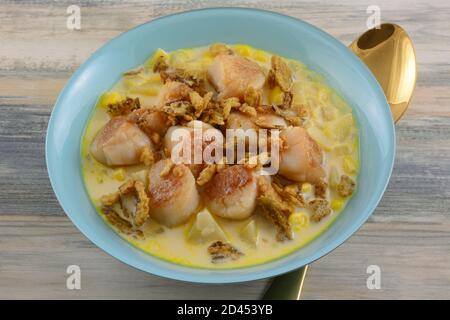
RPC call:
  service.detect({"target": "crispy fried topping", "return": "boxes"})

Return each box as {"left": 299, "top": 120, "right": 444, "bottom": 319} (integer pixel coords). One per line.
{"left": 189, "top": 91, "right": 204, "bottom": 110}
{"left": 309, "top": 199, "right": 331, "bottom": 222}
{"left": 253, "top": 117, "right": 284, "bottom": 129}
{"left": 128, "top": 108, "right": 169, "bottom": 139}
{"left": 102, "top": 206, "right": 134, "bottom": 235}
{"left": 282, "top": 91, "right": 293, "bottom": 109}
{"left": 100, "top": 192, "right": 120, "bottom": 207}
{"left": 163, "top": 101, "right": 194, "bottom": 118}
{"left": 258, "top": 195, "right": 293, "bottom": 241}
{"left": 243, "top": 86, "right": 261, "bottom": 107}
{"left": 221, "top": 97, "right": 241, "bottom": 119}
{"left": 200, "top": 103, "right": 228, "bottom": 126}
{"left": 209, "top": 43, "right": 234, "bottom": 57}
{"left": 268, "top": 103, "right": 304, "bottom": 126}
{"left": 273, "top": 183, "right": 305, "bottom": 208}
{"left": 337, "top": 175, "right": 356, "bottom": 197}
{"left": 160, "top": 68, "right": 204, "bottom": 91}
{"left": 101, "top": 180, "right": 150, "bottom": 230}
{"left": 196, "top": 164, "right": 217, "bottom": 186}
{"left": 208, "top": 241, "right": 243, "bottom": 263}
{"left": 190, "top": 91, "right": 214, "bottom": 118}
{"left": 268, "top": 55, "right": 293, "bottom": 92}
{"left": 256, "top": 177, "right": 293, "bottom": 241}
{"left": 314, "top": 180, "right": 328, "bottom": 199}
{"left": 119, "top": 180, "right": 135, "bottom": 194}
{"left": 133, "top": 180, "right": 150, "bottom": 226}
{"left": 238, "top": 103, "right": 257, "bottom": 117}
{"left": 107, "top": 97, "right": 140, "bottom": 117}
{"left": 140, "top": 146, "right": 155, "bottom": 166}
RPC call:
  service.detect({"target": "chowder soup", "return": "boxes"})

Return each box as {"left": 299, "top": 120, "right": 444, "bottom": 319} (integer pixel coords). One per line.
{"left": 81, "top": 43, "right": 359, "bottom": 268}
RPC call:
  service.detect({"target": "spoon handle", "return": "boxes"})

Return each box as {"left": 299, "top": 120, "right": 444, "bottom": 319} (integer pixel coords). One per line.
{"left": 262, "top": 265, "right": 308, "bottom": 300}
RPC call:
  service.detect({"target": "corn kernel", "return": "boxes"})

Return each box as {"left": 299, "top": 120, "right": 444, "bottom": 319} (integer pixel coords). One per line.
{"left": 331, "top": 199, "right": 344, "bottom": 211}
{"left": 253, "top": 50, "right": 268, "bottom": 63}
{"left": 301, "top": 183, "right": 312, "bottom": 193}
{"left": 343, "top": 155, "right": 358, "bottom": 174}
{"left": 234, "top": 44, "right": 251, "bottom": 57}
{"left": 112, "top": 168, "right": 126, "bottom": 181}
{"left": 99, "top": 91, "right": 123, "bottom": 109}
{"left": 268, "top": 86, "right": 284, "bottom": 105}
{"left": 289, "top": 212, "right": 309, "bottom": 232}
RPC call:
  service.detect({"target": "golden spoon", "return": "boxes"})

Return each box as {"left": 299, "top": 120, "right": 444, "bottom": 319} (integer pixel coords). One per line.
{"left": 262, "top": 23, "right": 417, "bottom": 300}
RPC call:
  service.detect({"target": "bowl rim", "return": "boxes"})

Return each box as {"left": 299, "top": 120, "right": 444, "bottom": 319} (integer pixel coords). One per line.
{"left": 46, "top": 7, "right": 395, "bottom": 283}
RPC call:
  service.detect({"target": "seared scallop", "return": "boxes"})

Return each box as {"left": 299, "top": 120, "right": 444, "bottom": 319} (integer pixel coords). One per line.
{"left": 278, "top": 126, "right": 325, "bottom": 183}
{"left": 203, "top": 165, "right": 257, "bottom": 220}
{"left": 147, "top": 160, "right": 200, "bottom": 227}
{"left": 207, "top": 55, "right": 265, "bottom": 100}
{"left": 164, "top": 121, "right": 224, "bottom": 172}
{"left": 90, "top": 117, "right": 153, "bottom": 166}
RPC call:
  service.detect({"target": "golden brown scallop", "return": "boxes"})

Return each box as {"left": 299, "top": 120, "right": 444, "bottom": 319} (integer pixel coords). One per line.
{"left": 203, "top": 165, "right": 257, "bottom": 220}
{"left": 164, "top": 121, "right": 224, "bottom": 176}
{"left": 90, "top": 117, "right": 153, "bottom": 166}
{"left": 278, "top": 126, "right": 325, "bottom": 183}
{"left": 147, "top": 160, "right": 200, "bottom": 227}
{"left": 207, "top": 55, "right": 265, "bottom": 100}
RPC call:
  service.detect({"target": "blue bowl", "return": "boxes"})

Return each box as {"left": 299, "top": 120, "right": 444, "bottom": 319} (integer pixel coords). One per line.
{"left": 46, "top": 8, "right": 395, "bottom": 283}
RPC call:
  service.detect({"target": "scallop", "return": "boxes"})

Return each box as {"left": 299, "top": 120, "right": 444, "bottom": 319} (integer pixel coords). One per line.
{"left": 164, "top": 121, "right": 224, "bottom": 175}
{"left": 207, "top": 54, "right": 265, "bottom": 100}
{"left": 278, "top": 126, "right": 325, "bottom": 183}
{"left": 90, "top": 117, "right": 153, "bottom": 166}
{"left": 203, "top": 165, "right": 257, "bottom": 220}
{"left": 147, "top": 160, "right": 200, "bottom": 227}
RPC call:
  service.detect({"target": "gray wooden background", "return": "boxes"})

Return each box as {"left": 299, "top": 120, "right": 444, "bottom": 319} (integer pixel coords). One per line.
{"left": 1, "top": 0, "right": 449, "bottom": 299}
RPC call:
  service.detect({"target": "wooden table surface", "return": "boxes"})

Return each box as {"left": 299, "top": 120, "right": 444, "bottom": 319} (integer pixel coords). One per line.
{"left": 1, "top": 0, "right": 449, "bottom": 300}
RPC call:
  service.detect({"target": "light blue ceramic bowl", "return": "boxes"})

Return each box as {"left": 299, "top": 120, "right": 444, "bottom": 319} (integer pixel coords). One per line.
{"left": 46, "top": 8, "right": 395, "bottom": 283}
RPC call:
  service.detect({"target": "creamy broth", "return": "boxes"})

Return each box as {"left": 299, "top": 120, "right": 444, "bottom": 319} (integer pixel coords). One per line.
{"left": 81, "top": 44, "right": 359, "bottom": 268}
